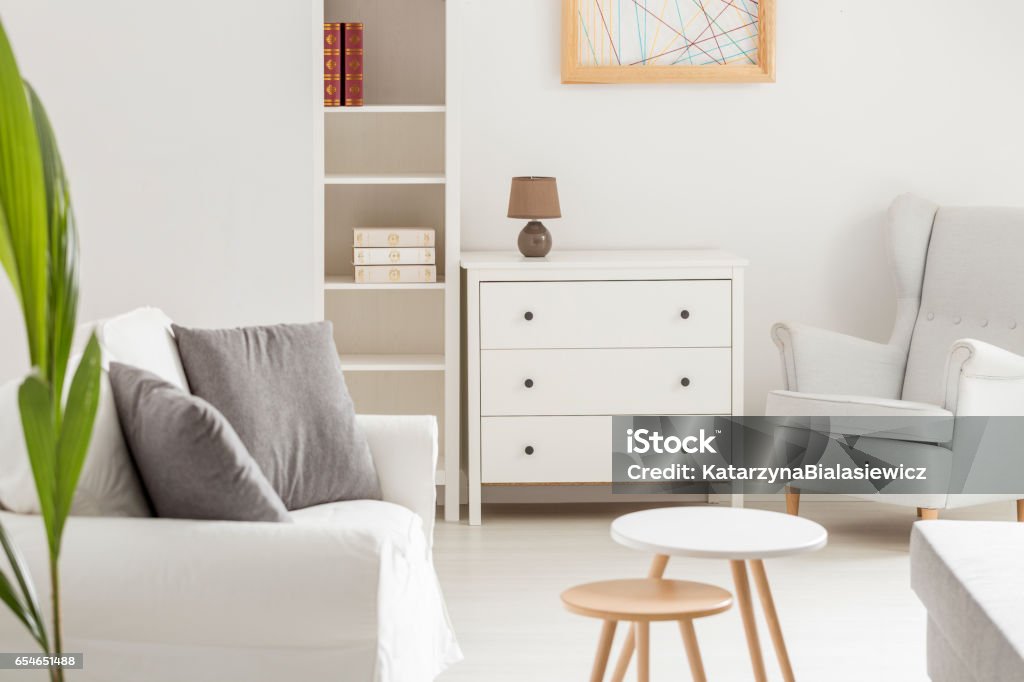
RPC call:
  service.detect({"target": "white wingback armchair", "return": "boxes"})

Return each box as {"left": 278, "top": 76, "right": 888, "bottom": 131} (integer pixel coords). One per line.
{"left": 767, "top": 194, "right": 1024, "bottom": 520}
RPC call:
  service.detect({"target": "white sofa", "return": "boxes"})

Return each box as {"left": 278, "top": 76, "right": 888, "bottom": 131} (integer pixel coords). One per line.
{"left": 0, "top": 309, "right": 461, "bottom": 682}
{"left": 911, "top": 521, "right": 1024, "bottom": 681}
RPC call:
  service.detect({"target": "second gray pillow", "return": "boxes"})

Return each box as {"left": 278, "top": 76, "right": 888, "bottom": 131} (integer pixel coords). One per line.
{"left": 108, "top": 363, "right": 291, "bottom": 522}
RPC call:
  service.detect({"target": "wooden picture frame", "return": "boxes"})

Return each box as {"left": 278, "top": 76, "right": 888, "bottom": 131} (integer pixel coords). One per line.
{"left": 562, "top": 0, "right": 775, "bottom": 84}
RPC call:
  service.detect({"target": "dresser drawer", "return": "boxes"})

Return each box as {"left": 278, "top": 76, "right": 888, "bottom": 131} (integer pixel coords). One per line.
{"left": 479, "top": 280, "right": 731, "bottom": 349}
{"left": 480, "top": 348, "right": 731, "bottom": 416}
{"left": 482, "top": 416, "right": 611, "bottom": 483}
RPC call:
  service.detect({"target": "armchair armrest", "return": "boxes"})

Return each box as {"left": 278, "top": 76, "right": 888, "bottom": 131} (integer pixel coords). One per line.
{"left": 944, "top": 339, "right": 1024, "bottom": 415}
{"left": 771, "top": 322, "right": 908, "bottom": 398}
{"left": 357, "top": 414, "right": 438, "bottom": 542}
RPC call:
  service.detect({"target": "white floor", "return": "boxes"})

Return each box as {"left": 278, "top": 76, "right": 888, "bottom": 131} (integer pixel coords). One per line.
{"left": 434, "top": 499, "right": 1017, "bottom": 682}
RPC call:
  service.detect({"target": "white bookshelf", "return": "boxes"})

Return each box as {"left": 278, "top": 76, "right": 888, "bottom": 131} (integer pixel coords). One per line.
{"left": 314, "top": 0, "right": 461, "bottom": 519}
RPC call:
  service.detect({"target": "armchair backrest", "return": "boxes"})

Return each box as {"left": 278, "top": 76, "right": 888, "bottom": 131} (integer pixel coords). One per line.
{"left": 901, "top": 204, "right": 1024, "bottom": 405}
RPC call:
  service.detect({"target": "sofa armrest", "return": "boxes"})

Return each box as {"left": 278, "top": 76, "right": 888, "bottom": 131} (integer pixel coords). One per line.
{"left": 771, "top": 322, "right": 907, "bottom": 398}
{"left": 357, "top": 414, "right": 438, "bottom": 542}
{"left": 944, "top": 339, "right": 1024, "bottom": 415}
{"left": 0, "top": 511, "right": 411, "bottom": 649}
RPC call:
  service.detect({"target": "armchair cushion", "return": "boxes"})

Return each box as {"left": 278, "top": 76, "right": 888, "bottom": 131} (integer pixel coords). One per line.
{"left": 766, "top": 390, "right": 953, "bottom": 442}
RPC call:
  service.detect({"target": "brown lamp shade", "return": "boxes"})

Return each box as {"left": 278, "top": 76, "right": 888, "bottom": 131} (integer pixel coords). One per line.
{"left": 507, "top": 177, "right": 561, "bottom": 220}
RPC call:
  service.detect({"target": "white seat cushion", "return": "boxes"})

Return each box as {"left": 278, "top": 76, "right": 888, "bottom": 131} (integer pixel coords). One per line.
{"left": 766, "top": 389, "right": 954, "bottom": 442}
{"left": 96, "top": 308, "right": 189, "bottom": 390}
{"left": 912, "top": 522, "right": 1024, "bottom": 682}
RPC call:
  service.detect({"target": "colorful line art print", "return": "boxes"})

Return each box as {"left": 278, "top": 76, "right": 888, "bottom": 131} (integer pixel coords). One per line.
{"left": 562, "top": 0, "right": 775, "bottom": 83}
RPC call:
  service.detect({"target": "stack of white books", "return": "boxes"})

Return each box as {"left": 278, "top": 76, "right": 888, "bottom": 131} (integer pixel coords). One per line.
{"left": 352, "top": 228, "right": 437, "bottom": 284}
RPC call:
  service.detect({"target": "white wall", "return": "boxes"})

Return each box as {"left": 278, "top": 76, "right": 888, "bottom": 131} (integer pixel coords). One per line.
{"left": 460, "top": 0, "right": 1024, "bottom": 414}
{"left": 0, "top": 1, "right": 317, "bottom": 383}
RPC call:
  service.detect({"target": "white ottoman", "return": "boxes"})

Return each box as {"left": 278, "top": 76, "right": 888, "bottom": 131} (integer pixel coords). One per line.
{"left": 911, "top": 521, "right": 1024, "bottom": 681}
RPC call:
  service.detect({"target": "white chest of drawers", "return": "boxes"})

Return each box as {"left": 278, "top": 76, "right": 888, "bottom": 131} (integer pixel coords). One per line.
{"left": 458, "top": 250, "right": 747, "bottom": 525}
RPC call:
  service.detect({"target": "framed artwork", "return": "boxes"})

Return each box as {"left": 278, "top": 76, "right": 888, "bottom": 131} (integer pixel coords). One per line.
{"left": 562, "top": 0, "right": 775, "bottom": 84}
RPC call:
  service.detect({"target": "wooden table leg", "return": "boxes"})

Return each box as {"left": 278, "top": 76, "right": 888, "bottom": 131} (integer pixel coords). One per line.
{"left": 731, "top": 560, "right": 768, "bottom": 682}
{"left": 610, "top": 554, "right": 668, "bottom": 682}
{"left": 591, "top": 620, "right": 617, "bottom": 682}
{"left": 636, "top": 622, "right": 650, "bottom": 682}
{"left": 678, "top": 619, "right": 707, "bottom": 682}
{"left": 750, "top": 559, "right": 795, "bottom": 682}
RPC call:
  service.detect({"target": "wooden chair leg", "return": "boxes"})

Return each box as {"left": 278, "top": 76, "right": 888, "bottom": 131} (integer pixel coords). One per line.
{"left": 590, "top": 620, "right": 617, "bottom": 682}
{"left": 785, "top": 486, "right": 800, "bottom": 516}
{"left": 918, "top": 508, "right": 939, "bottom": 520}
{"left": 1017, "top": 499, "right": 1024, "bottom": 522}
{"left": 610, "top": 555, "right": 668, "bottom": 682}
{"left": 678, "top": 619, "right": 708, "bottom": 682}
{"left": 636, "top": 622, "right": 650, "bottom": 682}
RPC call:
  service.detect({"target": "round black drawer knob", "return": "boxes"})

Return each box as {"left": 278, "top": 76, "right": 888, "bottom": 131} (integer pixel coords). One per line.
{"left": 525, "top": 446, "right": 535, "bottom": 455}
{"left": 524, "top": 379, "right": 534, "bottom": 388}
{"left": 680, "top": 310, "right": 690, "bottom": 319}
{"left": 680, "top": 377, "right": 691, "bottom": 387}
{"left": 524, "top": 311, "right": 534, "bottom": 321}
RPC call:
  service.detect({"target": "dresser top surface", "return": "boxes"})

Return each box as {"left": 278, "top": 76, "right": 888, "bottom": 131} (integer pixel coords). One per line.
{"left": 460, "top": 249, "right": 747, "bottom": 270}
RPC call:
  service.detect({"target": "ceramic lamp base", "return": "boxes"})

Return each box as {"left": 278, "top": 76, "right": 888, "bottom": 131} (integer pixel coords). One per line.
{"left": 517, "top": 220, "right": 552, "bottom": 258}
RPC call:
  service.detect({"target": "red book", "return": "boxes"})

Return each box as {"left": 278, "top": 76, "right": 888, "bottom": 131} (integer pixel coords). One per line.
{"left": 323, "top": 23, "right": 341, "bottom": 106}
{"left": 343, "top": 22, "right": 364, "bottom": 107}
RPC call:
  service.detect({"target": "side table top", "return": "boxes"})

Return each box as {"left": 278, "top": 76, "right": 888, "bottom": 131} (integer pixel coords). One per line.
{"left": 611, "top": 507, "right": 828, "bottom": 560}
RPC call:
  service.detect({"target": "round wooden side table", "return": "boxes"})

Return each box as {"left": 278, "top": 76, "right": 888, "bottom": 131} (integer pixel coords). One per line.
{"left": 610, "top": 507, "right": 828, "bottom": 682}
{"left": 561, "top": 578, "right": 733, "bottom": 682}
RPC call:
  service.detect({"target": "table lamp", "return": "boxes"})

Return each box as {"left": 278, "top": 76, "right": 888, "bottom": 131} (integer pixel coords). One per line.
{"left": 507, "top": 176, "right": 560, "bottom": 257}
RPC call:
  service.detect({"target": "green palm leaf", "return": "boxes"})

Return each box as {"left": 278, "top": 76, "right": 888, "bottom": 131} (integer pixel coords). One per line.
{"left": 18, "top": 375, "right": 58, "bottom": 554}
{"left": 0, "top": 17, "right": 47, "bottom": 373}
{"left": 0, "top": 193, "right": 16, "bottom": 301}
{"left": 27, "top": 83, "right": 77, "bottom": 406}
{"left": 0, "top": 524, "right": 48, "bottom": 650}
{"left": 54, "top": 336, "right": 101, "bottom": 543}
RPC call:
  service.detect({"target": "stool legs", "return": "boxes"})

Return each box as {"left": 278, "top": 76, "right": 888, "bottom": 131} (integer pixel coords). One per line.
{"left": 730, "top": 560, "right": 768, "bottom": 682}
{"left": 635, "top": 622, "right": 650, "bottom": 682}
{"left": 591, "top": 620, "right": 618, "bottom": 682}
{"left": 678, "top": 620, "right": 707, "bottom": 682}
{"left": 750, "top": 559, "right": 795, "bottom": 682}
{"left": 610, "top": 555, "right": 668, "bottom": 682}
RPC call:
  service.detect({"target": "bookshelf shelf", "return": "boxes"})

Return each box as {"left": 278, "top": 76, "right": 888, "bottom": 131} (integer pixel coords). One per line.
{"left": 339, "top": 354, "right": 446, "bottom": 372}
{"left": 324, "top": 275, "right": 445, "bottom": 290}
{"left": 324, "top": 173, "right": 445, "bottom": 186}
{"left": 325, "top": 105, "right": 446, "bottom": 114}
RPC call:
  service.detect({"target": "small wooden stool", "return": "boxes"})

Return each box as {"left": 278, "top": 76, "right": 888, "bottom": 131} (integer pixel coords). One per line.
{"left": 561, "top": 578, "right": 732, "bottom": 682}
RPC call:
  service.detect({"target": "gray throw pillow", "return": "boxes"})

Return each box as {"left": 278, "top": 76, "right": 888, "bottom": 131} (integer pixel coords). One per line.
{"left": 108, "top": 363, "right": 291, "bottom": 523}
{"left": 171, "top": 321, "right": 380, "bottom": 509}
